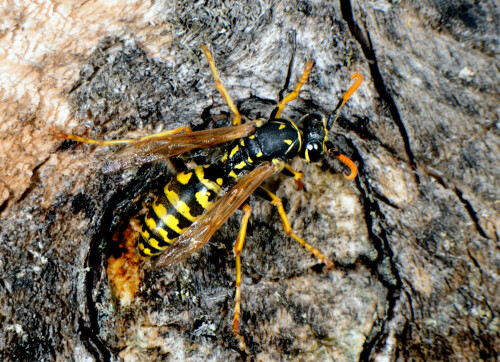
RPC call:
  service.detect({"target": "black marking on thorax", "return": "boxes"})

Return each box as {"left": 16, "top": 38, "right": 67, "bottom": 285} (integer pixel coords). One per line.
{"left": 223, "top": 119, "right": 301, "bottom": 174}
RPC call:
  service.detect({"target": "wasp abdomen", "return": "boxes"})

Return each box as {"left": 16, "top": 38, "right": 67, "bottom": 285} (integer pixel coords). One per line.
{"left": 138, "top": 164, "right": 224, "bottom": 258}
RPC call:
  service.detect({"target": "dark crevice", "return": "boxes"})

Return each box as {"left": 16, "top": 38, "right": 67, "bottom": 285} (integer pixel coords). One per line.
{"left": 278, "top": 30, "right": 297, "bottom": 101}
{"left": 79, "top": 162, "right": 171, "bottom": 360}
{"left": 80, "top": 216, "right": 113, "bottom": 361}
{"left": 339, "top": 2, "right": 406, "bottom": 359}
{"left": 337, "top": 114, "right": 407, "bottom": 163}
{"left": 454, "top": 187, "right": 488, "bottom": 239}
{"left": 466, "top": 250, "right": 482, "bottom": 278}
{"left": 338, "top": 1, "right": 492, "bottom": 356}
{"left": 355, "top": 160, "right": 402, "bottom": 361}
{"left": 422, "top": 166, "right": 490, "bottom": 240}
{"left": 339, "top": 1, "right": 418, "bottom": 181}
{"left": 17, "top": 155, "right": 52, "bottom": 203}
{"left": 421, "top": 166, "right": 446, "bottom": 188}
{"left": 0, "top": 196, "right": 11, "bottom": 216}
{"left": 78, "top": 315, "right": 111, "bottom": 362}
{"left": 334, "top": 132, "right": 402, "bottom": 360}
{"left": 18, "top": 182, "right": 37, "bottom": 204}
{"left": 371, "top": 189, "right": 401, "bottom": 210}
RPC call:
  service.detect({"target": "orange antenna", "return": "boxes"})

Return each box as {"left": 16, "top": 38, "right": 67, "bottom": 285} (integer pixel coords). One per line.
{"left": 328, "top": 72, "right": 363, "bottom": 129}
{"left": 328, "top": 150, "right": 357, "bottom": 180}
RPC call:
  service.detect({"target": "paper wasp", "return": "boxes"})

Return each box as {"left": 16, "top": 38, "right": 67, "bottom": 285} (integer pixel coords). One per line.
{"left": 59, "top": 45, "right": 362, "bottom": 350}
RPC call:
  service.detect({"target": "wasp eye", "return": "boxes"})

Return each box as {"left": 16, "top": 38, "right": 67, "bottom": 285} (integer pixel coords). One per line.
{"left": 305, "top": 141, "right": 324, "bottom": 162}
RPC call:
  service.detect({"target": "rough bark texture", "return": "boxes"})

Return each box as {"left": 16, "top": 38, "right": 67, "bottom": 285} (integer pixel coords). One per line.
{"left": 0, "top": 0, "right": 497, "bottom": 361}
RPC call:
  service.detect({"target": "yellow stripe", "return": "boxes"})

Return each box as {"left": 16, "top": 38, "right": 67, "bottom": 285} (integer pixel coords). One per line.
{"left": 157, "top": 227, "right": 173, "bottom": 243}
{"left": 194, "top": 167, "right": 221, "bottom": 193}
{"left": 288, "top": 120, "right": 302, "bottom": 151}
{"left": 195, "top": 190, "right": 212, "bottom": 209}
{"left": 152, "top": 201, "right": 186, "bottom": 234}
{"left": 143, "top": 215, "right": 176, "bottom": 245}
{"left": 138, "top": 241, "right": 153, "bottom": 256}
{"left": 148, "top": 236, "right": 172, "bottom": 250}
{"left": 165, "top": 189, "right": 197, "bottom": 222}
{"left": 140, "top": 229, "right": 150, "bottom": 240}
{"left": 229, "top": 170, "right": 238, "bottom": 179}
{"left": 235, "top": 161, "right": 247, "bottom": 169}
{"left": 284, "top": 139, "right": 292, "bottom": 145}
{"left": 145, "top": 216, "right": 157, "bottom": 231}
{"left": 229, "top": 145, "right": 239, "bottom": 158}
{"left": 177, "top": 172, "right": 192, "bottom": 185}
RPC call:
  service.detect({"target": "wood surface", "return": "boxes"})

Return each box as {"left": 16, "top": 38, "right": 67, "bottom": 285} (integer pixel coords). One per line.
{"left": 0, "top": 1, "right": 497, "bottom": 360}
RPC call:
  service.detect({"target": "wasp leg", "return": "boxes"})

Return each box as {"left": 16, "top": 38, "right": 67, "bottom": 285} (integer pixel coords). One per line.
{"left": 201, "top": 45, "right": 242, "bottom": 126}
{"left": 282, "top": 164, "right": 304, "bottom": 188}
{"left": 232, "top": 203, "right": 252, "bottom": 350}
{"left": 57, "top": 125, "right": 192, "bottom": 145}
{"left": 271, "top": 60, "right": 314, "bottom": 119}
{"left": 257, "top": 187, "right": 334, "bottom": 268}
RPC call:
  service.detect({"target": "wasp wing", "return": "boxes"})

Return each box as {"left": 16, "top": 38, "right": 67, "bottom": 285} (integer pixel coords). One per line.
{"left": 103, "top": 121, "right": 258, "bottom": 173}
{"left": 152, "top": 161, "right": 277, "bottom": 269}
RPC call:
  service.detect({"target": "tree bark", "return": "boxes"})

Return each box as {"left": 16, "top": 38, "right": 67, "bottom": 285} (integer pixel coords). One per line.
{"left": 0, "top": 0, "right": 497, "bottom": 360}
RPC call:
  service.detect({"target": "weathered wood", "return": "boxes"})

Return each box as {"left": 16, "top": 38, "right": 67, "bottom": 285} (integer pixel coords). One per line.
{"left": 0, "top": 0, "right": 497, "bottom": 360}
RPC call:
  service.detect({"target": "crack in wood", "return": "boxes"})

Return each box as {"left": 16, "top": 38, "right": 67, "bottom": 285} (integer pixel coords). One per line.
{"left": 339, "top": 0, "right": 419, "bottom": 182}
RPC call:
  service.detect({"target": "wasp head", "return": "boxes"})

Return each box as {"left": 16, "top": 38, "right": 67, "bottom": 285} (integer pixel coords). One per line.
{"left": 299, "top": 113, "right": 328, "bottom": 163}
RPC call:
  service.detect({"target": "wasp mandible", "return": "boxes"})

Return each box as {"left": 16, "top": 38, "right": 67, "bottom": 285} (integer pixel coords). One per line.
{"left": 59, "top": 45, "right": 362, "bottom": 349}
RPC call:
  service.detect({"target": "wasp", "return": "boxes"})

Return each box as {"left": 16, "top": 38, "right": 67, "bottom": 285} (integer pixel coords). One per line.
{"left": 59, "top": 45, "right": 362, "bottom": 349}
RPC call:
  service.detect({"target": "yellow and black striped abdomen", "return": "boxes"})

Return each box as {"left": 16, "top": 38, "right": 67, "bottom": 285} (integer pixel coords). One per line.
{"left": 138, "top": 164, "right": 225, "bottom": 258}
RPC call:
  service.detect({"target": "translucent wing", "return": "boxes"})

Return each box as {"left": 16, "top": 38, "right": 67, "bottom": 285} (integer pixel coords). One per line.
{"left": 153, "top": 161, "right": 277, "bottom": 269}
{"left": 103, "top": 121, "right": 258, "bottom": 173}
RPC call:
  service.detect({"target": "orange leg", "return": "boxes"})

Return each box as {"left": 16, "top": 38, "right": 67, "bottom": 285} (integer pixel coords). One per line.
{"left": 232, "top": 203, "right": 252, "bottom": 350}
{"left": 283, "top": 164, "right": 304, "bottom": 189}
{"left": 201, "top": 45, "right": 242, "bottom": 126}
{"left": 258, "top": 187, "right": 334, "bottom": 269}
{"left": 56, "top": 125, "right": 192, "bottom": 145}
{"left": 273, "top": 60, "right": 314, "bottom": 119}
